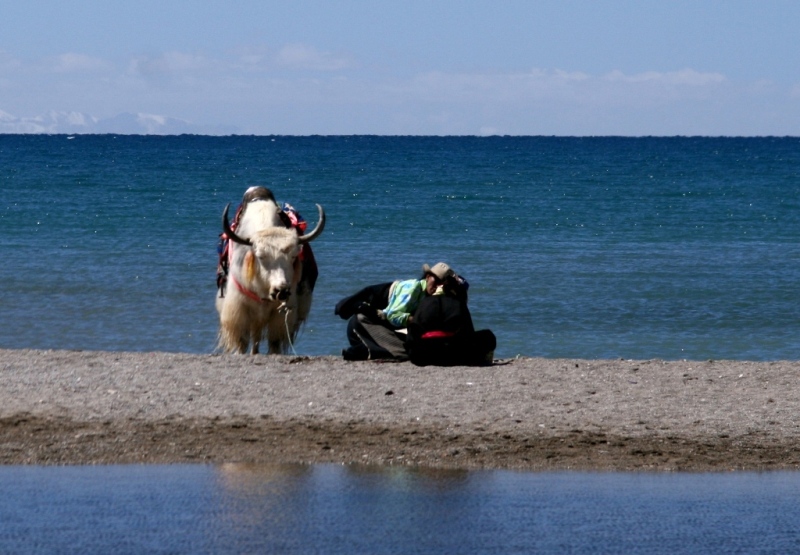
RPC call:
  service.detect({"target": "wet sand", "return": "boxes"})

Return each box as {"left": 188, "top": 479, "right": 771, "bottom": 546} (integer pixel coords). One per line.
{"left": 1, "top": 349, "right": 798, "bottom": 471}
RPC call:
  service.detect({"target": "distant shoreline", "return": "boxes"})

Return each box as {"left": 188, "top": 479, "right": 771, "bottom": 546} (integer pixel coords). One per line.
{"left": 2, "top": 349, "right": 799, "bottom": 471}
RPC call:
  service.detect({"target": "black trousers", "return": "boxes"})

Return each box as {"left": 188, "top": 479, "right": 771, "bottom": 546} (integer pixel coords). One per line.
{"left": 347, "top": 313, "right": 409, "bottom": 360}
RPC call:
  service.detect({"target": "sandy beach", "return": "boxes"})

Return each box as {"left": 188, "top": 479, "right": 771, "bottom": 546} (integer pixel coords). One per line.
{"left": 1, "top": 348, "right": 798, "bottom": 471}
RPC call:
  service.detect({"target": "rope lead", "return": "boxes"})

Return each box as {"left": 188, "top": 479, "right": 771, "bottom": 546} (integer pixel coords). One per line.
{"left": 282, "top": 307, "right": 298, "bottom": 356}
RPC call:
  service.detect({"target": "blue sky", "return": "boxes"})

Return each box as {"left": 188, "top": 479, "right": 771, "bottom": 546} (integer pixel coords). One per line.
{"left": 1, "top": 0, "right": 798, "bottom": 135}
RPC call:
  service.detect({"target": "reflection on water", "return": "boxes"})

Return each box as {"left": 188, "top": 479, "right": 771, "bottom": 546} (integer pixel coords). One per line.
{"left": 1, "top": 463, "right": 800, "bottom": 554}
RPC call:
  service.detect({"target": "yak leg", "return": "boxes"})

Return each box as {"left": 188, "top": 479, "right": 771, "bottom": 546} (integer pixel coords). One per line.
{"left": 249, "top": 326, "right": 261, "bottom": 355}
{"left": 267, "top": 308, "right": 295, "bottom": 354}
{"left": 217, "top": 324, "right": 250, "bottom": 355}
{"left": 268, "top": 339, "right": 282, "bottom": 354}
{"left": 218, "top": 296, "right": 256, "bottom": 354}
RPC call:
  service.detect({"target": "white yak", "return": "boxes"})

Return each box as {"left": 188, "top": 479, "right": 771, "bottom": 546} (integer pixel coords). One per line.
{"left": 216, "top": 187, "right": 325, "bottom": 354}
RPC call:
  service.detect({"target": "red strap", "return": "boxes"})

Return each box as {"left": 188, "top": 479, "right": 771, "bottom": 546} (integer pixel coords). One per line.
{"left": 421, "top": 330, "right": 456, "bottom": 339}
{"left": 231, "top": 275, "right": 267, "bottom": 303}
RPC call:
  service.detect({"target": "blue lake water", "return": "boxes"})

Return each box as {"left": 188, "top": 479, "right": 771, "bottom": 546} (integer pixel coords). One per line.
{"left": 2, "top": 135, "right": 799, "bottom": 360}
{"left": 1, "top": 464, "right": 799, "bottom": 554}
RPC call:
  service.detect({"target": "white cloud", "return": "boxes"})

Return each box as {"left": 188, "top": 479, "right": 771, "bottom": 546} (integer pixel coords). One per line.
{"left": 128, "top": 51, "right": 212, "bottom": 78}
{"left": 1, "top": 48, "right": 797, "bottom": 136}
{"left": 51, "top": 53, "right": 113, "bottom": 73}
{"left": 124, "top": 44, "right": 355, "bottom": 79}
{"left": 230, "top": 46, "right": 270, "bottom": 70}
{"left": 603, "top": 69, "right": 726, "bottom": 86}
{"left": 397, "top": 67, "right": 730, "bottom": 110}
{"left": 0, "top": 50, "right": 21, "bottom": 70}
{"left": 396, "top": 68, "right": 611, "bottom": 106}
{"left": 274, "top": 43, "right": 353, "bottom": 71}
{"left": 551, "top": 69, "right": 591, "bottom": 82}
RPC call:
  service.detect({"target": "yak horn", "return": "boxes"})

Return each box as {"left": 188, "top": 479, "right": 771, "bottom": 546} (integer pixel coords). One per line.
{"left": 298, "top": 204, "right": 326, "bottom": 243}
{"left": 222, "top": 203, "right": 252, "bottom": 246}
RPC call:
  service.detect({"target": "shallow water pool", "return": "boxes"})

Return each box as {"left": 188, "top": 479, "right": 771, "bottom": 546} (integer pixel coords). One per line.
{"left": 1, "top": 463, "right": 799, "bottom": 554}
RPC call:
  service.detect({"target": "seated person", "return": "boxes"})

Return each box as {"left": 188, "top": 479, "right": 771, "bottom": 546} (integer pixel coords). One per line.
{"left": 339, "top": 262, "right": 460, "bottom": 361}
{"left": 337, "top": 262, "right": 494, "bottom": 365}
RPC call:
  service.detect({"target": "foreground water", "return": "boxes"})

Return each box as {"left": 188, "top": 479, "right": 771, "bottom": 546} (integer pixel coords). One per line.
{"left": 2, "top": 135, "right": 799, "bottom": 360}
{"left": 1, "top": 464, "right": 799, "bottom": 554}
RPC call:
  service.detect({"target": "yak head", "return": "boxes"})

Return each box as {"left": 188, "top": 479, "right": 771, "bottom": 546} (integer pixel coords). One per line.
{"left": 222, "top": 198, "right": 325, "bottom": 303}
{"left": 240, "top": 227, "right": 301, "bottom": 302}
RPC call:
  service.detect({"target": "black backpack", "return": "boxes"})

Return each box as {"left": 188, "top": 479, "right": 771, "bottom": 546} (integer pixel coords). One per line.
{"left": 406, "top": 295, "right": 495, "bottom": 366}
{"left": 334, "top": 282, "right": 393, "bottom": 320}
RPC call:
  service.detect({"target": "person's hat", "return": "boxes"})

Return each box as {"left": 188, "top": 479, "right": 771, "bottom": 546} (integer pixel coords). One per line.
{"left": 422, "top": 262, "right": 455, "bottom": 281}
